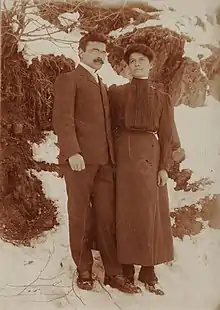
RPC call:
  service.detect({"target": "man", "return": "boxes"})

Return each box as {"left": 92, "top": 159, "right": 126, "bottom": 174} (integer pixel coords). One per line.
{"left": 52, "top": 32, "right": 139, "bottom": 293}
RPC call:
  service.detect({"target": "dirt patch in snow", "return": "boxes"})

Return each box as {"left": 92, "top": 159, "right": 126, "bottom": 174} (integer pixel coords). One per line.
{"left": 171, "top": 194, "right": 220, "bottom": 238}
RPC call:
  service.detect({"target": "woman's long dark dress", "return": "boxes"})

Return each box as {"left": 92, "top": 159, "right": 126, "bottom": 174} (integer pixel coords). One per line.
{"left": 109, "top": 78, "right": 174, "bottom": 268}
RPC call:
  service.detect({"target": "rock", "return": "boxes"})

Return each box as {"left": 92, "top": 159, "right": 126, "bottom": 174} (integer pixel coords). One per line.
{"left": 171, "top": 58, "right": 207, "bottom": 107}
{"left": 170, "top": 195, "right": 220, "bottom": 238}
{"left": 216, "top": 6, "right": 220, "bottom": 25}
{"left": 201, "top": 51, "right": 220, "bottom": 102}
{"left": 215, "top": 303, "right": 220, "bottom": 310}
{"left": 208, "top": 194, "right": 220, "bottom": 229}
{"left": 209, "top": 74, "right": 220, "bottom": 101}
{"left": 175, "top": 177, "right": 193, "bottom": 191}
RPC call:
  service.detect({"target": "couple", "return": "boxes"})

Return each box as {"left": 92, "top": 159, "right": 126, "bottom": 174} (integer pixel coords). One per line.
{"left": 53, "top": 32, "right": 180, "bottom": 295}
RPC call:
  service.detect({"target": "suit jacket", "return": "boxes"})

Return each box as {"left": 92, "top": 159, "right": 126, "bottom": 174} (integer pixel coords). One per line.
{"left": 52, "top": 65, "right": 114, "bottom": 165}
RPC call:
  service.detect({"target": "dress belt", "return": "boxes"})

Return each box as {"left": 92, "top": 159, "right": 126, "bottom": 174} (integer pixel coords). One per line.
{"left": 114, "top": 128, "right": 159, "bottom": 140}
{"left": 115, "top": 127, "right": 158, "bottom": 135}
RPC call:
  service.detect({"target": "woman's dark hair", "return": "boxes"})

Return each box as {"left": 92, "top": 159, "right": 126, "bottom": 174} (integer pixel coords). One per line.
{"left": 124, "top": 43, "right": 154, "bottom": 64}
{"left": 78, "top": 31, "right": 108, "bottom": 51}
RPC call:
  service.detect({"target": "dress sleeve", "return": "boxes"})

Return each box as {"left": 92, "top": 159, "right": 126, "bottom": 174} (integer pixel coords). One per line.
{"left": 158, "top": 92, "right": 174, "bottom": 172}
{"left": 171, "top": 118, "right": 181, "bottom": 151}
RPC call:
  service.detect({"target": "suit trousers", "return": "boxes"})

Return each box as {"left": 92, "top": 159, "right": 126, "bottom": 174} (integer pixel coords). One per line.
{"left": 62, "top": 162, "right": 122, "bottom": 276}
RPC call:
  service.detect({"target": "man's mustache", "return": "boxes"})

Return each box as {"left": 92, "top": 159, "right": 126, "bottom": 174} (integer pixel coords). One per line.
{"left": 94, "top": 58, "right": 104, "bottom": 64}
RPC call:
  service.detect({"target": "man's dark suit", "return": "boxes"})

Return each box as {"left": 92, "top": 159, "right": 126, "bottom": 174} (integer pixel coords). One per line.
{"left": 53, "top": 64, "right": 121, "bottom": 276}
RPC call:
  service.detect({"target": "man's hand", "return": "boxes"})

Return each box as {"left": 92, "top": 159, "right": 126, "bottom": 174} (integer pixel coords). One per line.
{"left": 157, "top": 169, "right": 168, "bottom": 187}
{"left": 68, "top": 154, "right": 85, "bottom": 171}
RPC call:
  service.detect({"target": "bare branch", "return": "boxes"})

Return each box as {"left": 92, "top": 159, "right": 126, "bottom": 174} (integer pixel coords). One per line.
{"left": 8, "top": 283, "right": 71, "bottom": 288}
{"left": 17, "top": 243, "right": 55, "bottom": 296}
{"left": 97, "top": 277, "right": 122, "bottom": 310}
{"left": 38, "top": 271, "right": 66, "bottom": 280}
{"left": 71, "top": 269, "right": 86, "bottom": 306}
{"left": 0, "top": 243, "right": 56, "bottom": 298}
{"left": 20, "top": 36, "right": 78, "bottom": 44}
{"left": 22, "top": 29, "right": 62, "bottom": 37}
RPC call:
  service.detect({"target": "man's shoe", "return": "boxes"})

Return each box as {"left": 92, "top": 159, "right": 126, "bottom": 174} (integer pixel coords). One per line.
{"left": 104, "top": 274, "right": 141, "bottom": 294}
{"left": 126, "top": 275, "right": 135, "bottom": 285}
{"left": 76, "top": 271, "right": 94, "bottom": 291}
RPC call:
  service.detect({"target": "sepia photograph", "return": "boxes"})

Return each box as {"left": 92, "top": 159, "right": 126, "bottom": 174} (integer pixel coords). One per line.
{"left": 1, "top": 0, "right": 220, "bottom": 309}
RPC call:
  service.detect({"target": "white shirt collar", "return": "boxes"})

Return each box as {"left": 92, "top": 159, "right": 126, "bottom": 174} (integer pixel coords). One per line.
{"left": 78, "top": 61, "right": 99, "bottom": 82}
{"left": 136, "top": 76, "right": 148, "bottom": 79}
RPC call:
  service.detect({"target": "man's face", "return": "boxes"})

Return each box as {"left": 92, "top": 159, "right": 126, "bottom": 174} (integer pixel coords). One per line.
{"left": 79, "top": 41, "right": 107, "bottom": 70}
{"left": 128, "top": 52, "right": 151, "bottom": 78}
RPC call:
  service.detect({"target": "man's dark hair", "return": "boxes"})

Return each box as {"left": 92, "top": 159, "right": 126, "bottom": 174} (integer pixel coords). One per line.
{"left": 78, "top": 31, "right": 108, "bottom": 51}
{"left": 124, "top": 43, "right": 154, "bottom": 64}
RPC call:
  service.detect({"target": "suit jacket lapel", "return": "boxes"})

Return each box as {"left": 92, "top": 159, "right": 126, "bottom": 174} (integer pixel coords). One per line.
{"left": 76, "top": 64, "right": 99, "bottom": 87}
{"left": 98, "top": 76, "right": 109, "bottom": 107}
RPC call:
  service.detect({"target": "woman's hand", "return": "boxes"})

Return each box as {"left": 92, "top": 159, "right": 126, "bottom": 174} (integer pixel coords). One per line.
{"left": 172, "top": 147, "right": 185, "bottom": 164}
{"left": 157, "top": 169, "right": 168, "bottom": 186}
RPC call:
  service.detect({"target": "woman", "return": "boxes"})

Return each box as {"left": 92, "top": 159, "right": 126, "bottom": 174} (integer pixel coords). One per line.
{"left": 109, "top": 43, "right": 175, "bottom": 295}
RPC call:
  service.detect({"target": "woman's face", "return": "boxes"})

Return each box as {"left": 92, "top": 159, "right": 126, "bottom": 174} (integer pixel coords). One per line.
{"left": 128, "top": 52, "right": 151, "bottom": 78}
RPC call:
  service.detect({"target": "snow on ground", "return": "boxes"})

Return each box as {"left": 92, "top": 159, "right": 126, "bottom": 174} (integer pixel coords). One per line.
{"left": 31, "top": 133, "right": 59, "bottom": 165}
{"left": 176, "top": 96, "right": 220, "bottom": 184}
{"left": 1, "top": 170, "right": 220, "bottom": 310}
{"left": 168, "top": 96, "right": 220, "bottom": 209}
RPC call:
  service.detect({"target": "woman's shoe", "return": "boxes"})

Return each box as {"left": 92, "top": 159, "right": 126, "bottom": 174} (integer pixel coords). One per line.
{"left": 104, "top": 274, "right": 141, "bottom": 294}
{"left": 145, "top": 282, "right": 164, "bottom": 295}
